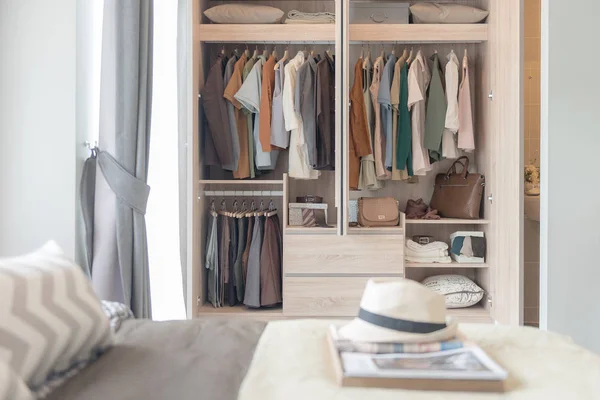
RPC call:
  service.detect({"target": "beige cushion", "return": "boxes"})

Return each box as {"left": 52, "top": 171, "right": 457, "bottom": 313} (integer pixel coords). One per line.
{"left": 421, "top": 274, "right": 484, "bottom": 308}
{"left": 410, "top": 3, "right": 489, "bottom": 24}
{"left": 204, "top": 4, "right": 284, "bottom": 24}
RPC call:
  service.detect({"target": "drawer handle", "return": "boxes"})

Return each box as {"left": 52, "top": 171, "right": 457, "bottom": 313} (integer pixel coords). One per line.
{"left": 370, "top": 12, "right": 388, "bottom": 23}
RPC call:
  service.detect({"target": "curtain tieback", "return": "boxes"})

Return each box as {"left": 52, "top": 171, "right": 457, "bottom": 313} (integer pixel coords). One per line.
{"left": 98, "top": 151, "right": 151, "bottom": 215}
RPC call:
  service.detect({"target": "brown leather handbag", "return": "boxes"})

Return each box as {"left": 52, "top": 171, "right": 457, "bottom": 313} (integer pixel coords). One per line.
{"left": 358, "top": 197, "right": 400, "bottom": 227}
{"left": 429, "top": 157, "right": 485, "bottom": 219}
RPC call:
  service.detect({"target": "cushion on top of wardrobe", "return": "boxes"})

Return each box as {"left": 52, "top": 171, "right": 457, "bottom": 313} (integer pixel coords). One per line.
{"left": 409, "top": 3, "right": 489, "bottom": 24}
{"left": 0, "top": 241, "right": 114, "bottom": 390}
{"left": 204, "top": 4, "right": 284, "bottom": 24}
{"left": 421, "top": 274, "right": 484, "bottom": 309}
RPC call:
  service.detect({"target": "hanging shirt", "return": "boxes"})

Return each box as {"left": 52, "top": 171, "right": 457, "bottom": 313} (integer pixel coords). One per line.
{"left": 396, "top": 61, "right": 414, "bottom": 177}
{"left": 358, "top": 57, "right": 382, "bottom": 191}
{"left": 235, "top": 57, "right": 279, "bottom": 170}
{"left": 202, "top": 54, "right": 233, "bottom": 170}
{"left": 283, "top": 52, "right": 318, "bottom": 179}
{"left": 350, "top": 57, "right": 372, "bottom": 190}
{"left": 443, "top": 51, "right": 461, "bottom": 159}
{"left": 224, "top": 54, "right": 251, "bottom": 179}
{"left": 271, "top": 59, "right": 289, "bottom": 149}
{"left": 370, "top": 56, "right": 390, "bottom": 180}
{"left": 378, "top": 53, "right": 398, "bottom": 171}
{"left": 259, "top": 55, "right": 277, "bottom": 152}
{"left": 458, "top": 53, "right": 476, "bottom": 152}
{"left": 243, "top": 57, "right": 257, "bottom": 178}
{"left": 295, "top": 56, "right": 319, "bottom": 168}
{"left": 424, "top": 53, "right": 447, "bottom": 162}
{"left": 224, "top": 55, "right": 240, "bottom": 173}
{"left": 315, "top": 52, "right": 335, "bottom": 170}
{"left": 407, "top": 50, "right": 432, "bottom": 176}
{"left": 390, "top": 53, "right": 409, "bottom": 180}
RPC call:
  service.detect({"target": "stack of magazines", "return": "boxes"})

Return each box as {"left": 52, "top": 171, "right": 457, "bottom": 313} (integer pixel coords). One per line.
{"left": 327, "top": 325, "right": 508, "bottom": 392}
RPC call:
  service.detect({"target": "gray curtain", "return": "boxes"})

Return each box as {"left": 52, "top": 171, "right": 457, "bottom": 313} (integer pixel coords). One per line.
{"left": 177, "top": 0, "right": 189, "bottom": 310}
{"left": 83, "top": 0, "right": 154, "bottom": 319}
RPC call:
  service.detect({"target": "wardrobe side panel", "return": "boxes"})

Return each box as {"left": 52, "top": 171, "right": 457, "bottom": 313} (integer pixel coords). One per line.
{"left": 490, "top": 0, "right": 523, "bottom": 325}
{"left": 342, "top": 0, "right": 350, "bottom": 233}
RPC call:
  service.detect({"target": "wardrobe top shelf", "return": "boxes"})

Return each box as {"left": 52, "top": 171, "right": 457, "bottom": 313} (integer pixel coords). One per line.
{"left": 405, "top": 218, "right": 489, "bottom": 225}
{"left": 194, "top": 24, "right": 488, "bottom": 43}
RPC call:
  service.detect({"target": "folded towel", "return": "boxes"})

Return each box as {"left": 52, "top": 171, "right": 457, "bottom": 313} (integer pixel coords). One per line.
{"left": 405, "top": 256, "right": 453, "bottom": 264}
{"left": 284, "top": 10, "right": 336, "bottom": 24}
{"left": 406, "top": 239, "right": 449, "bottom": 253}
{"left": 405, "top": 247, "right": 449, "bottom": 258}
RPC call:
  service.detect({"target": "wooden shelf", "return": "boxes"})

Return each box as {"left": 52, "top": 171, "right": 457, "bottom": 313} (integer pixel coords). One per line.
{"left": 406, "top": 261, "right": 488, "bottom": 268}
{"left": 284, "top": 226, "right": 338, "bottom": 235}
{"left": 197, "top": 304, "right": 285, "bottom": 320}
{"left": 447, "top": 304, "right": 492, "bottom": 324}
{"left": 405, "top": 218, "right": 489, "bottom": 225}
{"left": 199, "top": 179, "right": 283, "bottom": 185}
{"left": 350, "top": 24, "right": 488, "bottom": 43}
{"left": 195, "top": 24, "right": 335, "bottom": 43}
{"left": 348, "top": 226, "right": 404, "bottom": 235}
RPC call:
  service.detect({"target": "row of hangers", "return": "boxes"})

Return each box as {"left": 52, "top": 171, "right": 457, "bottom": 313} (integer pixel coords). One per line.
{"left": 219, "top": 44, "right": 333, "bottom": 71}
{"left": 360, "top": 44, "right": 469, "bottom": 68}
{"left": 210, "top": 199, "right": 278, "bottom": 218}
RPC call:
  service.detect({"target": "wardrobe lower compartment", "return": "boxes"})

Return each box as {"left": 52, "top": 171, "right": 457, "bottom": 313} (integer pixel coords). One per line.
{"left": 283, "top": 276, "right": 401, "bottom": 316}
{"left": 283, "top": 234, "right": 404, "bottom": 275}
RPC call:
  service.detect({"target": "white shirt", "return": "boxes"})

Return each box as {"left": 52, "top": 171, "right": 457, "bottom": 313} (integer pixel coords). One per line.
{"left": 442, "top": 51, "right": 460, "bottom": 159}
{"left": 407, "top": 51, "right": 432, "bottom": 176}
{"left": 283, "top": 52, "right": 319, "bottom": 179}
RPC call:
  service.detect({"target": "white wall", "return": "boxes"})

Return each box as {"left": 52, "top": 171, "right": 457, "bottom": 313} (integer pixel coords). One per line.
{"left": 540, "top": 0, "right": 600, "bottom": 353}
{"left": 0, "top": 0, "right": 77, "bottom": 257}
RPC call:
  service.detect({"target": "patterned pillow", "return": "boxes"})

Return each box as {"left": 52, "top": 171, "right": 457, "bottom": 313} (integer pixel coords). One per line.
{"left": 0, "top": 241, "right": 114, "bottom": 390}
{"left": 0, "top": 362, "right": 33, "bottom": 400}
{"left": 421, "top": 274, "right": 484, "bottom": 309}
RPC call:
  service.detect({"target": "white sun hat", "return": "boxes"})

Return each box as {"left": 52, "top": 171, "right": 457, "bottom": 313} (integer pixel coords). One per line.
{"left": 338, "top": 279, "right": 458, "bottom": 343}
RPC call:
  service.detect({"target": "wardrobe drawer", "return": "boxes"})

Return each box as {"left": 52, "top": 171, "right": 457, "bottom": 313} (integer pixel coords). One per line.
{"left": 284, "top": 276, "right": 400, "bottom": 317}
{"left": 283, "top": 234, "right": 403, "bottom": 275}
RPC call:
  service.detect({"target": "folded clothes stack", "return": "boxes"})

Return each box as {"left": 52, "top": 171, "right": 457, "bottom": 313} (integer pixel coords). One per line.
{"left": 284, "top": 10, "right": 336, "bottom": 24}
{"left": 405, "top": 240, "right": 452, "bottom": 264}
{"left": 450, "top": 231, "right": 486, "bottom": 263}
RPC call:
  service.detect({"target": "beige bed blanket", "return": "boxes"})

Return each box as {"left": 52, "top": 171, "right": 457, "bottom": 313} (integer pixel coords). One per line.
{"left": 239, "top": 320, "right": 600, "bottom": 400}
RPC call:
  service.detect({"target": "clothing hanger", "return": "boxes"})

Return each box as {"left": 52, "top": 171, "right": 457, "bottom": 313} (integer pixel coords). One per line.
{"left": 218, "top": 199, "right": 230, "bottom": 217}
{"left": 252, "top": 45, "right": 259, "bottom": 59}
{"left": 407, "top": 47, "right": 414, "bottom": 64}
{"left": 303, "top": 45, "right": 309, "bottom": 59}
{"left": 360, "top": 44, "right": 364, "bottom": 60}
{"left": 245, "top": 44, "right": 251, "bottom": 58}
{"left": 275, "top": 45, "right": 289, "bottom": 70}
{"left": 271, "top": 45, "right": 278, "bottom": 59}
{"left": 310, "top": 45, "right": 316, "bottom": 58}
{"left": 209, "top": 199, "right": 217, "bottom": 217}
{"left": 391, "top": 42, "right": 396, "bottom": 57}
{"left": 463, "top": 48, "right": 469, "bottom": 69}
{"left": 262, "top": 44, "right": 269, "bottom": 58}
{"left": 265, "top": 199, "right": 278, "bottom": 217}
{"left": 326, "top": 46, "right": 333, "bottom": 58}
{"left": 220, "top": 46, "right": 226, "bottom": 56}
{"left": 246, "top": 200, "right": 256, "bottom": 218}
{"left": 379, "top": 43, "right": 385, "bottom": 60}
{"left": 233, "top": 47, "right": 239, "bottom": 57}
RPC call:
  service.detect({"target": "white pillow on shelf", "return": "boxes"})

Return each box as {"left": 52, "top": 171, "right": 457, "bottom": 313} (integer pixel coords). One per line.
{"left": 410, "top": 3, "right": 489, "bottom": 24}
{"left": 204, "top": 4, "right": 284, "bottom": 24}
{"left": 0, "top": 241, "right": 114, "bottom": 390}
{"left": 421, "top": 274, "right": 484, "bottom": 309}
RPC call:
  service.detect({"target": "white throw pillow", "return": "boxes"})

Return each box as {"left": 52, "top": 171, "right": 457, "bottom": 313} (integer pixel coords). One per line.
{"left": 421, "top": 274, "right": 484, "bottom": 308}
{"left": 204, "top": 4, "right": 284, "bottom": 24}
{"left": 410, "top": 3, "right": 489, "bottom": 24}
{"left": 0, "top": 362, "right": 33, "bottom": 400}
{"left": 0, "top": 241, "right": 114, "bottom": 389}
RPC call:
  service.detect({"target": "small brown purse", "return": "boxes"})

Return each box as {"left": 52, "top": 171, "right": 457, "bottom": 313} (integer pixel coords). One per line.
{"left": 429, "top": 156, "right": 485, "bottom": 219}
{"left": 358, "top": 197, "right": 400, "bottom": 227}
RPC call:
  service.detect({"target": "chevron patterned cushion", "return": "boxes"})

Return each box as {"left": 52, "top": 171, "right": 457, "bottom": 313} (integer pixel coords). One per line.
{"left": 0, "top": 241, "right": 114, "bottom": 390}
{"left": 0, "top": 362, "right": 33, "bottom": 400}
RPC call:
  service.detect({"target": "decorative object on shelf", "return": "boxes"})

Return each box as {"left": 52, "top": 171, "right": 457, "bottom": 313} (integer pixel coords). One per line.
{"left": 413, "top": 235, "right": 433, "bottom": 245}
{"left": 524, "top": 164, "right": 540, "bottom": 196}
{"left": 296, "top": 195, "right": 323, "bottom": 204}
{"left": 405, "top": 240, "right": 452, "bottom": 264}
{"left": 357, "top": 197, "right": 400, "bottom": 227}
{"left": 409, "top": 3, "right": 489, "bottom": 24}
{"left": 421, "top": 275, "right": 485, "bottom": 309}
{"left": 349, "top": 200, "right": 359, "bottom": 223}
{"left": 450, "top": 231, "right": 486, "bottom": 263}
{"left": 284, "top": 10, "right": 335, "bottom": 24}
{"left": 288, "top": 203, "right": 328, "bottom": 226}
{"left": 350, "top": 2, "right": 409, "bottom": 24}
{"left": 430, "top": 156, "right": 485, "bottom": 219}
{"left": 204, "top": 4, "right": 284, "bottom": 24}
{"left": 405, "top": 198, "right": 441, "bottom": 220}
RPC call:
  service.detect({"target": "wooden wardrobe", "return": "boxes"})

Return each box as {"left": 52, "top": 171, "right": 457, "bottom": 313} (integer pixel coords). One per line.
{"left": 183, "top": 0, "right": 523, "bottom": 325}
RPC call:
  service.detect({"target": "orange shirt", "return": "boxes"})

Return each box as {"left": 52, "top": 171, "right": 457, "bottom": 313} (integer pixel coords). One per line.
{"left": 259, "top": 56, "right": 277, "bottom": 152}
{"left": 224, "top": 54, "right": 250, "bottom": 179}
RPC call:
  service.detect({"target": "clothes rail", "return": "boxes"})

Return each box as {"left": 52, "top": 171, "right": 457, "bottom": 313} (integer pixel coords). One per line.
{"left": 202, "top": 190, "right": 284, "bottom": 198}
